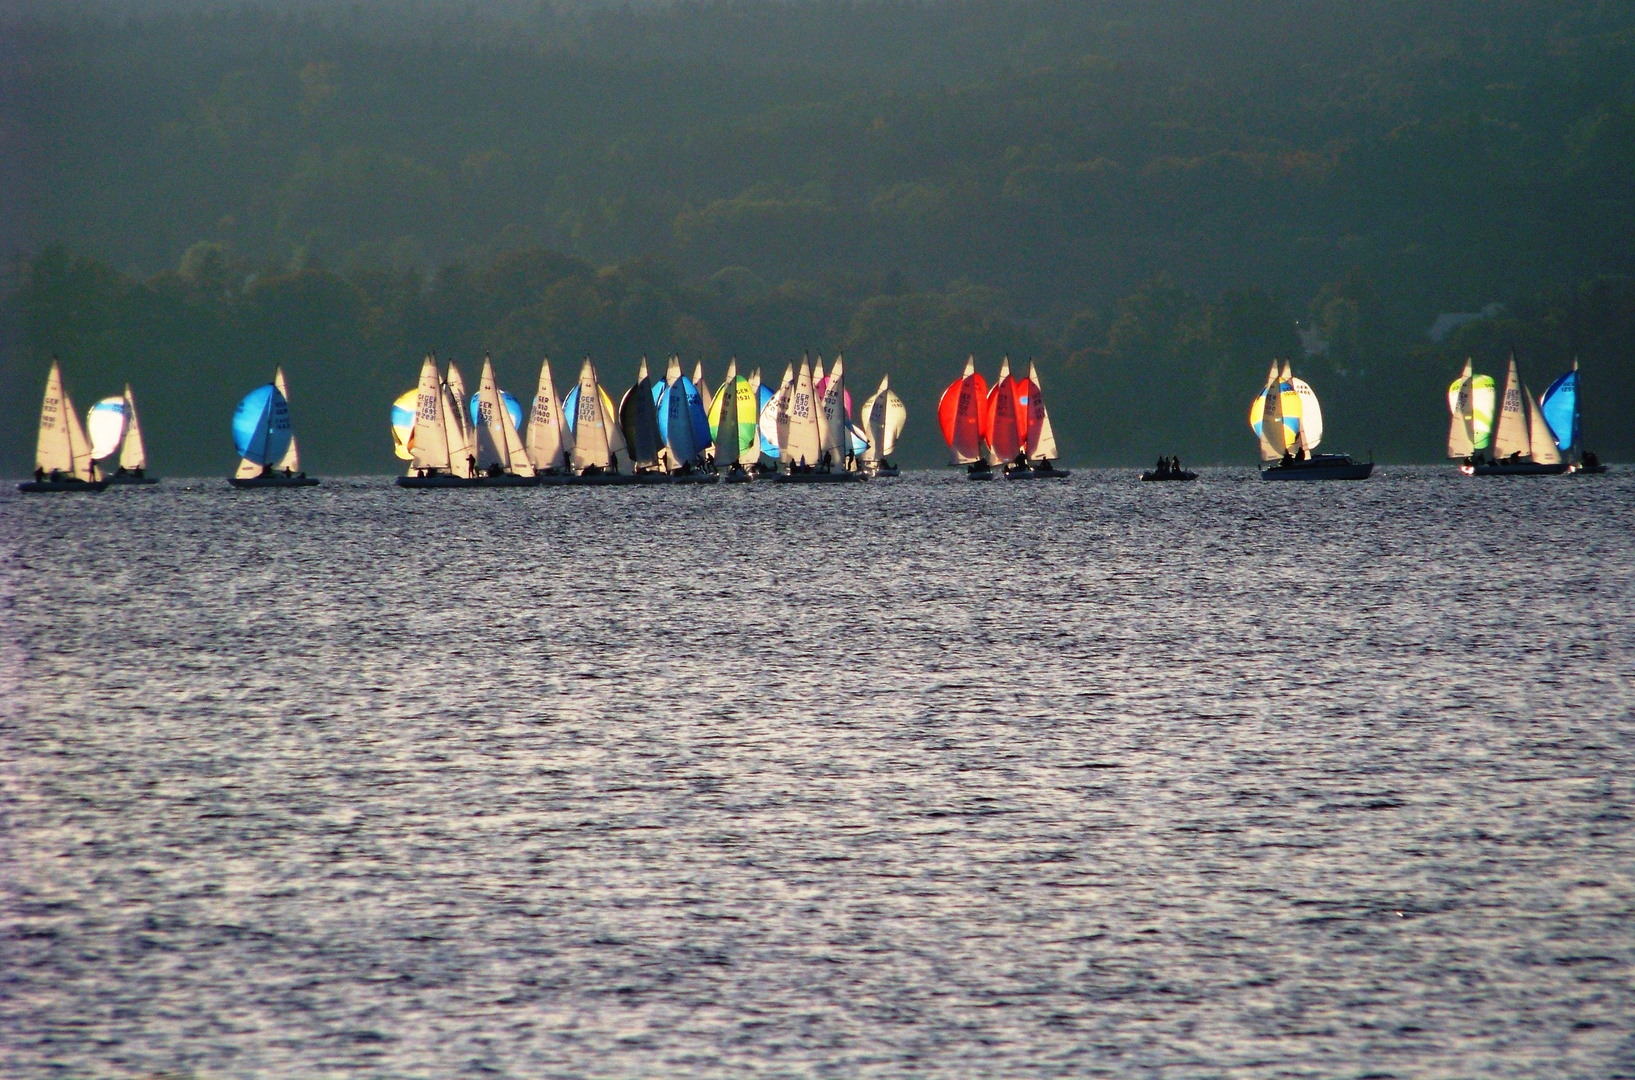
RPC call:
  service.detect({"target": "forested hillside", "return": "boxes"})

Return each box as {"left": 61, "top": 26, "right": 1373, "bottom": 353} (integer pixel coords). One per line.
{"left": 3, "top": 0, "right": 1632, "bottom": 472}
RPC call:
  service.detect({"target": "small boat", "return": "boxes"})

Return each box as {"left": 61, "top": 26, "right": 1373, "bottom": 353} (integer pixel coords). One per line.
{"left": 657, "top": 355, "right": 719, "bottom": 482}
{"left": 940, "top": 356, "right": 991, "bottom": 480}
{"left": 709, "top": 359, "right": 759, "bottom": 482}
{"left": 1141, "top": 460, "right": 1197, "bottom": 481}
{"left": 467, "top": 355, "right": 538, "bottom": 485}
{"left": 525, "top": 356, "right": 573, "bottom": 483}
{"left": 397, "top": 354, "right": 479, "bottom": 488}
{"left": 86, "top": 384, "right": 160, "bottom": 485}
{"left": 1251, "top": 359, "right": 1372, "bottom": 480}
{"left": 1539, "top": 360, "right": 1605, "bottom": 474}
{"left": 762, "top": 355, "right": 866, "bottom": 483}
{"left": 1008, "top": 360, "right": 1071, "bottom": 479}
{"left": 19, "top": 361, "right": 110, "bottom": 492}
{"left": 1458, "top": 354, "right": 1567, "bottom": 476}
{"left": 859, "top": 374, "right": 907, "bottom": 477}
{"left": 559, "top": 358, "right": 637, "bottom": 483}
{"left": 230, "top": 368, "right": 318, "bottom": 487}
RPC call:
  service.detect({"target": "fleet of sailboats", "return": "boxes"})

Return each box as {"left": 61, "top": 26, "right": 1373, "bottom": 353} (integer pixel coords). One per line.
{"left": 1249, "top": 360, "right": 1373, "bottom": 480}
{"left": 14, "top": 349, "right": 1616, "bottom": 493}
{"left": 938, "top": 355, "right": 1070, "bottom": 479}
{"left": 1448, "top": 353, "right": 1598, "bottom": 475}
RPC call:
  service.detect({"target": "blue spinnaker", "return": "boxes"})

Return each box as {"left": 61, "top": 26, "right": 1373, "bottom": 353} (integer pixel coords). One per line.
{"left": 469, "top": 390, "right": 523, "bottom": 431}
{"left": 1540, "top": 369, "right": 1578, "bottom": 452}
{"left": 757, "top": 383, "right": 779, "bottom": 459}
{"left": 232, "top": 384, "right": 292, "bottom": 465}
{"left": 657, "top": 378, "right": 700, "bottom": 462}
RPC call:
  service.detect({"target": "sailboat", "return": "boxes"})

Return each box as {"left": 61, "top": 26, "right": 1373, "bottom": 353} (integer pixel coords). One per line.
{"left": 526, "top": 357, "right": 573, "bottom": 483}
{"left": 1250, "top": 359, "right": 1372, "bottom": 480}
{"left": 748, "top": 367, "right": 779, "bottom": 477}
{"left": 709, "top": 359, "right": 758, "bottom": 482}
{"left": 1539, "top": 360, "right": 1605, "bottom": 474}
{"left": 561, "top": 358, "right": 634, "bottom": 484}
{"left": 85, "top": 383, "right": 160, "bottom": 485}
{"left": 397, "top": 354, "right": 480, "bottom": 487}
{"left": 939, "top": 356, "right": 993, "bottom": 479}
{"left": 465, "top": 356, "right": 536, "bottom": 484}
{"left": 230, "top": 367, "right": 318, "bottom": 487}
{"left": 1461, "top": 354, "right": 1567, "bottom": 475}
{"left": 1021, "top": 362, "right": 1069, "bottom": 478}
{"left": 656, "top": 356, "right": 718, "bottom": 482}
{"left": 859, "top": 375, "right": 907, "bottom": 477}
{"left": 769, "top": 354, "right": 863, "bottom": 483}
{"left": 19, "top": 361, "right": 109, "bottom": 492}
{"left": 618, "top": 357, "right": 669, "bottom": 482}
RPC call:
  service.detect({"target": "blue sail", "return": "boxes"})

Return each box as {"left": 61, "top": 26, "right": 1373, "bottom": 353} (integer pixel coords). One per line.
{"left": 657, "top": 378, "right": 700, "bottom": 463}
{"left": 756, "top": 383, "right": 779, "bottom": 459}
{"left": 468, "top": 390, "right": 523, "bottom": 431}
{"left": 1540, "top": 369, "right": 1578, "bottom": 452}
{"left": 232, "top": 384, "right": 292, "bottom": 465}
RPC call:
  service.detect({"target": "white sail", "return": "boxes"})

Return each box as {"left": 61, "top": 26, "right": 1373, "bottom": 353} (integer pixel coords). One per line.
{"left": 1493, "top": 355, "right": 1530, "bottom": 460}
{"left": 860, "top": 377, "right": 887, "bottom": 464}
{"left": 443, "top": 376, "right": 475, "bottom": 479}
{"left": 813, "top": 355, "right": 827, "bottom": 387}
{"left": 446, "top": 360, "right": 472, "bottom": 449}
{"left": 1527, "top": 385, "right": 1562, "bottom": 466}
{"left": 475, "top": 356, "right": 533, "bottom": 475}
{"left": 1290, "top": 377, "right": 1323, "bottom": 451}
{"left": 272, "top": 367, "right": 300, "bottom": 471}
{"left": 120, "top": 385, "right": 148, "bottom": 470}
{"left": 1253, "top": 360, "right": 1282, "bottom": 461}
{"left": 410, "top": 355, "right": 450, "bottom": 471}
{"left": 744, "top": 369, "right": 764, "bottom": 467}
{"left": 86, "top": 396, "right": 127, "bottom": 461}
{"left": 1024, "top": 362, "right": 1057, "bottom": 461}
{"left": 527, "top": 358, "right": 567, "bottom": 471}
{"left": 570, "top": 359, "right": 614, "bottom": 471}
{"left": 1447, "top": 359, "right": 1474, "bottom": 459}
{"left": 819, "top": 354, "right": 848, "bottom": 466}
{"left": 35, "top": 362, "right": 95, "bottom": 480}
{"left": 692, "top": 360, "right": 712, "bottom": 418}
{"left": 783, "top": 357, "right": 822, "bottom": 468}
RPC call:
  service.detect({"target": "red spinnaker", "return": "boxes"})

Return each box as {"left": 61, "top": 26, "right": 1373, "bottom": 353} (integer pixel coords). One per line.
{"left": 939, "top": 369, "right": 990, "bottom": 461}
{"left": 985, "top": 376, "right": 1028, "bottom": 460}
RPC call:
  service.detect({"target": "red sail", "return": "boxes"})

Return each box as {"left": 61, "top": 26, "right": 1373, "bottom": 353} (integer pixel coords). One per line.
{"left": 940, "top": 370, "right": 989, "bottom": 461}
{"left": 985, "top": 377, "right": 1027, "bottom": 460}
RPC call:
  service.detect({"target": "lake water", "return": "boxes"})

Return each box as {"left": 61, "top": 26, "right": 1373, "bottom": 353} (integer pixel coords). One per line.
{"left": 3, "top": 468, "right": 1633, "bottom": 1078}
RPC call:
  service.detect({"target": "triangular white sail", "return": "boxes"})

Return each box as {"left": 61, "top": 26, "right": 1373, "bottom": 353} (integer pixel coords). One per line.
{"left": 813, "top": 355, "right": 827, "bottom": 387}
{"left": 692, "top": 360, "right": 712, "bottom": 418}
{"left": 443, "top": 368, "right": 475, "bottom": 478}
{"left": 35, "top": 362, "right": 96, "bottom": 480}
{"left": 744, "top": 368, "right": 764, "bottom": 467}
{"left": 1493, "top": 355, "right": 1530, "bottom": 460}
{"left": 446, "top": 360, "right": 472, "bottom": 449}
{"left": 818, "top": 354, "right": 848, "bottom": 467}
{"left": 273, "top": 367, "right": 300, "bottom": 471}
{"left": 527, "top": 358, "right": 567, "bottom": 471}
{"left": 410, "top": 355, "right": 451, "bottom": 472}
{"left": 760, "top": 363, "right": 795, "bottom": 461}
{"left": 1024, "top": 362, "right": 1057, "bottom": 461}
{"left": 475, "top": 356, "right": 534, "bottom": 476}
{"left": 1527, "top": 385, "right": 1562, "bottom": 466}
{"left": 570, "top": 358, "right": 614, "bottom": 471}
{"left": 783, "top": 357, "right": 822, "bottom": 468}
{"left": 120, "top": 384, "right": 148, "bottom": 471}
{"left": 1447, "top": 358, "right": 1474, "bottom": 459}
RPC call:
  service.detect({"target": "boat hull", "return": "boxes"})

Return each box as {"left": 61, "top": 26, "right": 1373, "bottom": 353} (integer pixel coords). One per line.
{"left": 668, "top": 471, "right": 720, "bottom": 485}
{"left": 1571, "top": 463, "right": 1608, "bottom": 475}
{"left": 395, "top": 473, "right": 536, "bottom": 488}
{"left": 1261, "top": 456, "right": 1373, "bottom": 481}
{"left": 1007, "top": 465, "right": 1071, "bottom": 480}
{"left": 229, "top": 475, "right": 321, "bottom": 488}
{"left": 774, "top": 471, "right": 866, "bottom": 484}
{"left": 866, "top": 465, "right": 901, "bottom": 478}
{"left": 1141, "top": 470, "right": 1197, "bottom": 482}
{"left": 18, "top": 478, "right": 111, "bottom": 493}
{"left": 108, "top": 474, "right": 160, "bottom": 486}
{"left": 1464, "top": 461, "right": 1570, "bottom": 476}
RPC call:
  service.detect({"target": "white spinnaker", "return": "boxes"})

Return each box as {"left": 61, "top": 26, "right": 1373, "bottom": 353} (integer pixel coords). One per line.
{"left": 1291, "top": 377, "right": 1323, "bottom": 451}
{"left": 570, "top": 359, "right": 613, "bottom": 471}
{"left": 527, "top": 358, "right": 566, "bottom": 471}
{"left": 819, "top": 354, "right": 848, "bottom": 466}
{"left": 760, "top": 364, "right": 794, "bottom": 458}
{"left": 411, "top": 355, "right": 450, "bottom": 471}
{"left": 785, "top": 357, "right": 822, "bottom": 467}
{"left": 1527, "top": 386, "right": 1562, "bottom": 465}
{"left": 120, "top": 385, "right": 148, "bottom": 470}
{"left": 1447, "top": 358, "right": 1474, "bottom": 459}
{"left": 86, "top": 396, "right": 127, "bottom": 461}
{"left": 273, "top": 367, "right": 300, "bottom": 471}
{"left": 744, "top": 369, "right": 763, "bottom": 467}
{"left": 1493, "top": 356, "right": 1530, "bottom": 459}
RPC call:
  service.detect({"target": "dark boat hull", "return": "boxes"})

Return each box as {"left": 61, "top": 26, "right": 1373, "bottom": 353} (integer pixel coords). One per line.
{"left": 774, "top": 471, "right": 866, "bottom": 484}
{"left": 1464, "top": 461, "right": 1570, "bottom": 476}
{"left": 1572, "top": 463, "right": 1608, "bottom": 475}
{"left": 867, "top": 465, "right": 901, "bottom": 478}
{"left": 108, "top": 474, "right": 160, "bottom": 486}
{"left": 668, "top": 471, "right": 720, "bottom": 485}
{"left": 1142, "top": 470, "right": 1197, "bottom": 482}
{"left": 395, "top": 473, "right": 536, "bottom": 488}
{"left": 1007, "top": 465, "right": 1071, "bottom": 480}
{"left": 19, "top": 478, "right": 111, "bottom": 492}
{"left": 1261, "top": 455, "right": 1373, "bottom": 481}
{"left": 229, "top": 475, "right": 321, "bottom": 488}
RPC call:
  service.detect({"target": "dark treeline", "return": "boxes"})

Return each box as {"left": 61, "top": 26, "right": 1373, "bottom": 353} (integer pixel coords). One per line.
{"left": 2, "top": 0, "right": 1633, "bottom": 471}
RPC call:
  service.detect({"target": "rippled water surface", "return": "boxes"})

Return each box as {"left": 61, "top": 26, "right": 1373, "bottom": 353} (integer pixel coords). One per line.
{"left": 3, "top": 468, "right": 1633, "bottom": 1079}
